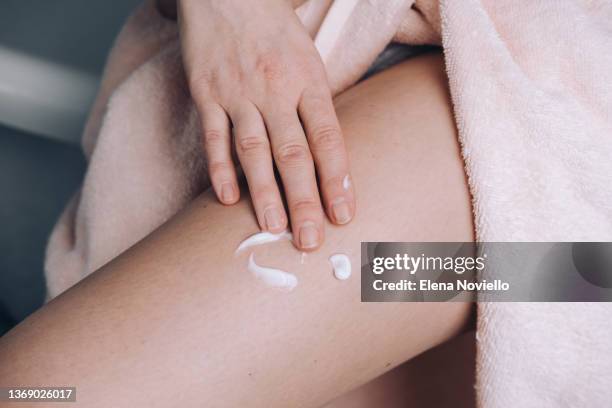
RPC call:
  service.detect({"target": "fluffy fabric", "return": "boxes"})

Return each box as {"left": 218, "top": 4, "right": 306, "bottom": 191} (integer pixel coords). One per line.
{"left": 45, "top": 0, "right": 612, "bottom": 406}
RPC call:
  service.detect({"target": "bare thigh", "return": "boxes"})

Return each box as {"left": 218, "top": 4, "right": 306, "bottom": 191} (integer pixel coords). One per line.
{"left": 0, "top": 52, "right": 474, "bottom": 408}
{"left": 325, "top": 332, "right": 476, "bottom": 408}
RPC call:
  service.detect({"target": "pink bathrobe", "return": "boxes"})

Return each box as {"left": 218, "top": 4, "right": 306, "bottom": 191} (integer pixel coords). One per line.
{"left": 45, "top": 1, "right": 612, "bottom": 406}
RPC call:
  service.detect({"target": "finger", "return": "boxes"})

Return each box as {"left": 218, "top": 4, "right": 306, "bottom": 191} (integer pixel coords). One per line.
{"left": 299, "top": 86, "right": 355, "bottom": 225}
{"left": 264, "top": 107, "right": 324, "bottom": 251}
{"left": 230, "top": 102, "right": 287, "bottom": 233}
{"left": 201, "top": 103, "right": 240, "bottom": 205}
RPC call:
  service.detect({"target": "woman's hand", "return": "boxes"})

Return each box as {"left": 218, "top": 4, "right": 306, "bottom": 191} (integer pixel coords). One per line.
{"left": 178, "top": 0, "right": 354, "bottom": 251}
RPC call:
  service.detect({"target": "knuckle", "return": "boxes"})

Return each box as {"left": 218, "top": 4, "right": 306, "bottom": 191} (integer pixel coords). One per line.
{"left": 301, "top": 59, "right": 326, "bottom": 80}
{"left": 324, "top": 174, "right": 348, "bottom": 191}
{"left": 290, "top": 197, "right": 320, "bottom": 212}
{"left": 207, "top": 161, "right": 231, "bottom": 178}
{"left": 189, "top": 69, "right": 216, "bottom": 96}
{"left": 203, "top": 129, "right": 225, "bottom": 146}
{"left": 256, "top": 52, "right": 286, "bottom": 82}
{"left": 310, "top": 125, "right": 343, "bottom": 152}
{"left": 237, "top": 136, "right": 268, "bottom": 155}
{"left": 251, "top": 184, "right": 277, "bottom": 202}
{"left": 275, "top": 143, "right": 311, "bottom": 165}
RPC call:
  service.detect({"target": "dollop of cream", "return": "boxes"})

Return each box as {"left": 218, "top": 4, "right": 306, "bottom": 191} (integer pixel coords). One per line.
{"left": 236, "top": 231, "right": 292, "bottom": 253}
{"left": 329, "top": 254, "right": 351, "bottom": 280}
{"left": 248, "top": 253, "right": 298, "bottom": 291}
{"left": 342, "top": 175, "right": 351, "bottom": 190}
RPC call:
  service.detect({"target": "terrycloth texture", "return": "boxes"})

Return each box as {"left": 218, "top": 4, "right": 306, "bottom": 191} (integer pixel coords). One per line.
{"left": 45, "top": 0, "right": 612, "bottom": 406}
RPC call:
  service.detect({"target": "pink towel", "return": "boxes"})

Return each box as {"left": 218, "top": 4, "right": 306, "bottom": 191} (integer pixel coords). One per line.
{"left": 45, "top": 1, "right": 612, "bottom": 406}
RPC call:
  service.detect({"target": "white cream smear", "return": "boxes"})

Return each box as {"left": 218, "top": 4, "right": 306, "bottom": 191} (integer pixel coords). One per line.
{"left": 235, "top": 231, "right": 292, "bottom": 253}
{"left": 248, "top": 253, "right": 298, "bottom": 291}
{"left": 329, "top": 254, "right": 351, "bottom": 280}
{"left": 237, "top": 231, "right": 349, "bottom": 290}
{"left": 342, "top": 175, "right": 351, "bottom": 190}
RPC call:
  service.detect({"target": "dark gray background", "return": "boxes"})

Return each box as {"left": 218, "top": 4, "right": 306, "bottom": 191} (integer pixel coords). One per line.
{"left": 0, "top": 0, "right": 141, "bottom": 335}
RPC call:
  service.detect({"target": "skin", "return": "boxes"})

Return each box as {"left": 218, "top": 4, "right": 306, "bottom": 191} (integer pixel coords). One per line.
{"left": 325, "top": 332, "right": 476, "bottom": 408}
{"left": 0, "top": 53, "right": 474, "bottom": 407}
{"left": 179, "top": 0, "right": 355, "bottom": 251}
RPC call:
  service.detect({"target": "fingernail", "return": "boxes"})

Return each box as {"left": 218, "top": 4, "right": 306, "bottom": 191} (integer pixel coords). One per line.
{"left": 299, "top": 222, "right": 320, "bottom": 249}
{"left": 221, "top": 183, "right": 235, "bottom": 203}
{"left": 264, "top": 207, "right": 283, "bottom": 230}
{"left": 332, "top": 199, "right": 352, "bottom": 224}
